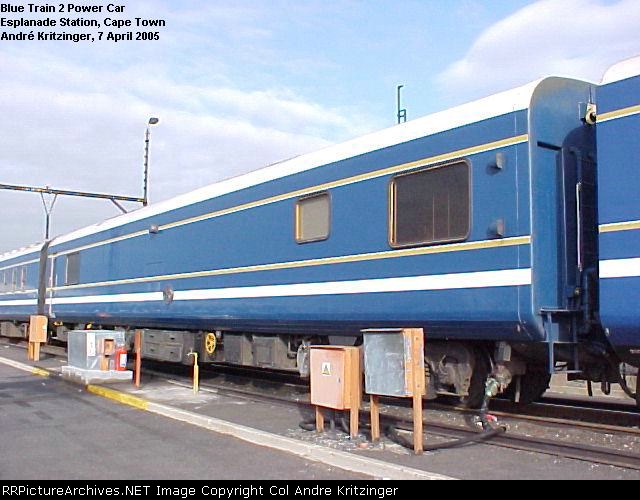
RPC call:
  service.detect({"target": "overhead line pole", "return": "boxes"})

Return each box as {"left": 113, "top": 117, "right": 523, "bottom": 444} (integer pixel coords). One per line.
{"left": 0, "top": 183, "right": 144, "bottom": 204}
{"left": 0, "top": 183, "right": 145, "bottom": 240}
{"left": 39, "top": 192, "right": 58, "bottom": 240}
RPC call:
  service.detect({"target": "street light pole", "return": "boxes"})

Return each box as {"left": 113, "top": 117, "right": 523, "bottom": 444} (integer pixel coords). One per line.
{"left": 143, "top": 117, "right": 160, "bottom": 207}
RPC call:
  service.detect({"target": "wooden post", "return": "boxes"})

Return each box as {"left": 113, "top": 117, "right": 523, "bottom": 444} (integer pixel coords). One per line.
{"left": 349, "top": 407, "right": 359, "bottom": 439}
{"left": 410, "top": 328, "right": 425, "bottom": 454}
{"left": 31, "top": 343, "right": 41, "bottom": 362}
{"left": 412, "top": 389, "right": 424, "bottom": 454}
{"left": 134, "top": 329, "right": 142, "bottom": 388}
{"left": 370, "top": 394, "right": 380, "bottom": 443}
{"left": 347, "top": 346, "right": 360, "bottom": 439}
{"left": 29, "top": 342, "right": 41, "bottom": 361}
{"left": 315, "top": 406, "right": 324, "bottom": 432}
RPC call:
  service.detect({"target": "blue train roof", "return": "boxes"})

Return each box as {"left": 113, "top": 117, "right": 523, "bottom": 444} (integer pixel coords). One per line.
{"left": 0, "top": 242, "right": 44, "bottom": 265}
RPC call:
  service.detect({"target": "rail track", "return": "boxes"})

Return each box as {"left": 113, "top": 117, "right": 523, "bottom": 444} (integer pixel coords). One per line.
{"left": 429, "top": 396, "right": 640, "bottom": 434}
{"left": 139, "top": 360, "right": 640, "bottom": 471}
{"left": 160, "top": 359, "right": 640, "bottom": 434}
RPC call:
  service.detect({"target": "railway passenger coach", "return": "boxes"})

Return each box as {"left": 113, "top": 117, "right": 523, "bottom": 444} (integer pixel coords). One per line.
{"left": 596, "top": 57, "right": 640, "bottom": 373}
{"left": 0, "top": 64, "right": 637, "bottom": 407}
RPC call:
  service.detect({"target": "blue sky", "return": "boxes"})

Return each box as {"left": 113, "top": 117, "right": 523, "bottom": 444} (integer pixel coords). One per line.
{"left": 1, "top": 0, "right": 639, "bottom": 252}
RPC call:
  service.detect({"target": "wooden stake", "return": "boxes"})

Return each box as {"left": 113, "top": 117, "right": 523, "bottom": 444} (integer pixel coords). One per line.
{"left": 315, "top": 406, "right": 324, "bottom": 433}
{"left": 411, "top": 328, "right": 425, "bottom": 454}
{"left": 370, "top": 394, "right": 380, "bottom": 443}
{"left": 134, "top": 329, "right": 142, "bottom": 388}
{"left": 412, "top": 390, "right": 424, "bottom": 454}
{"left": 28, "top": 342, "right": 41, "bottom": 362}
{"left": 350, "top": 407, "right": 359, "bottom": 439}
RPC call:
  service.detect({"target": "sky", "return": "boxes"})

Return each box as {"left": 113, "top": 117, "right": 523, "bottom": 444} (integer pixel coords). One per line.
{"left": 1, "top": 0, "right": 639, "bottom": 253}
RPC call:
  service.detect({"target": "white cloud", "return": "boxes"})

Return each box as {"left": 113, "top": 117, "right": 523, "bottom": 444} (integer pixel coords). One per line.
{"left": 436, "top": 0, "right": 640, "bottom": 102}
{"left": 0, "top": 46, "right": 375, "bottom": 253}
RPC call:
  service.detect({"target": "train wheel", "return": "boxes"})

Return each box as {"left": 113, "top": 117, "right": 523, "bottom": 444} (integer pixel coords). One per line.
{"left": 506, "top": 369, "right": 551, "bottom": 404}
{"left": 459, "top": 349, "right": 490, "bottom": 409}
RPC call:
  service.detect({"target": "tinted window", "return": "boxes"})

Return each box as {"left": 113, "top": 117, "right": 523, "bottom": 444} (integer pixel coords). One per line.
{"left": 66, "top": 253, "right": 81, "bottom": 285}
{"left": 391, "top": 161, "right": 470, "bottom": 247}
{"left": 296, "top": 193, "right": 330, "bottom": 243}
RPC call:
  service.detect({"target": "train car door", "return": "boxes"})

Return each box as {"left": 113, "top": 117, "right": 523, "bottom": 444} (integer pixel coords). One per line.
{"left": 558, "top": 147, "right": 599, "bottom": 325}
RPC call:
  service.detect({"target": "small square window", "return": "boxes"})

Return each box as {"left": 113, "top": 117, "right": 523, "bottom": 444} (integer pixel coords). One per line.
{"left": 66, "top": 253, "right": 81, "bottom": 286}
{"left": 295, "top": 193, "right": 331, "bottom": 244}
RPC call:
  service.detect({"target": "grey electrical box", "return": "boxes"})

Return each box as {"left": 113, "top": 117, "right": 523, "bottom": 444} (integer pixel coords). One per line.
{"left": 363, "top": 329, "right": 424, "bottom": 397}
{"left": 68, "top": 330, "right": 126, "bottom": 370}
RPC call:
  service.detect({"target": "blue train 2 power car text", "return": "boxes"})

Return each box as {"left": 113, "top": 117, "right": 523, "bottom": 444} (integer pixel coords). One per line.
{"left": 1, "top": 57, "right": 639, "bottom": 407}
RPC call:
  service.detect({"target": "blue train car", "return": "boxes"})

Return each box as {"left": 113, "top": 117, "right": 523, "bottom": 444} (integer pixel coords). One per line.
{"left": 2, "top": 73, "right": 627, "bottom": 405}
{"left": 597, "top": 58, "right": 640, "bottom": 371}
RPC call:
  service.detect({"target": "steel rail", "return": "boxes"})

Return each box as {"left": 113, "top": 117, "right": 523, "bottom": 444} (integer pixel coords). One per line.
{"left": 139, "top": 362, "right": 640, "bottom": 471}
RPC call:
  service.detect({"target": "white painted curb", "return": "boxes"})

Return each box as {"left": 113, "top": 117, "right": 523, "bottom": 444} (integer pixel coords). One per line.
{"left": 0, "top": 355, "right": 50, "bottom": 377}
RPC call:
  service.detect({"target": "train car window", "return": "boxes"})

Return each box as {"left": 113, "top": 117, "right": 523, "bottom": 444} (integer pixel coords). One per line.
{"left": 11, "top": 268, "right": 17, "bottom": 291}
{"left": 390, "top": 161, "right": 470, "bottom": 247}
{"left": 295, "top": 192, "right": 331, "bottom": 243}
{"left": 1, "top": 270, "right": 6, "bottom": 292}
{"left": 66, "top": 252, "right": 81, "bottom": 286}
{"left": 20, "top": 267, "right": 27, "bottom": 290}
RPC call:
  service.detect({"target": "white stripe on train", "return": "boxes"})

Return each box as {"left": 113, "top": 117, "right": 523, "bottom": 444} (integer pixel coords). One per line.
{"left": 599, "top": 258, "right": 640, "bottom": 279}
{"left": 1, "top": 268, "right": 532, "bottom": 307}
{"left": 0, "top": 259, "right": 638, "bottom": 308}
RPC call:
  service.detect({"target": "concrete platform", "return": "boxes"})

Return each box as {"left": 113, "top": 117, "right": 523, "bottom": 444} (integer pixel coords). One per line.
{"left": 0, "top": 342, "right": 638, "bottom": 480}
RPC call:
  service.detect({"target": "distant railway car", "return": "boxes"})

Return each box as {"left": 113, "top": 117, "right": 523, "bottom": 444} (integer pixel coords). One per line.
{"left": 0, "top": 67, "right": 636, "bottom": 407}
{"left": 596, "top": 57, "right": 640, "bottom": 378}
{"left": 0, "top": 243, "right": 44, "bottom": 337}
